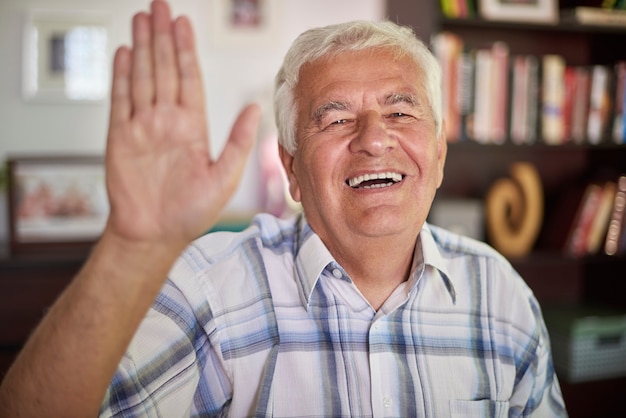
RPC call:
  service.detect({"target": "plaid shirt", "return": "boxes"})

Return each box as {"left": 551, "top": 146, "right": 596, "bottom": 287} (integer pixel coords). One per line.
{"left": 100, "top": 213, "right": 567, "bottom": 417}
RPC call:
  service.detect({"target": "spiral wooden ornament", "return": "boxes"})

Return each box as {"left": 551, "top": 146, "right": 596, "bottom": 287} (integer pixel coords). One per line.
{"left": 485, "top": 162, "right": 544, "bottom": 258}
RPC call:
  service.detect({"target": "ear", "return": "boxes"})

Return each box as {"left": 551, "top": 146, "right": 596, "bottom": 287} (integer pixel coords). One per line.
{"left": 278, "top": 144, "right": 302, "bottom": 202}
{"left": 436, "top": 120, "right": 448, "bottom": 188}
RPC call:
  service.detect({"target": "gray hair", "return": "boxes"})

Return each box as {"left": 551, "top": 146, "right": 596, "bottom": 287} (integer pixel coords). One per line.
{"left": 273, "top": 20, "right": 442, "bottom": 155}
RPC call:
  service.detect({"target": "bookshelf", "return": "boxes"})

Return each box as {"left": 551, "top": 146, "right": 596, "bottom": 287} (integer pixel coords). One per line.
{"left": 387, "top": 1, "right": 626, "bottom": 416}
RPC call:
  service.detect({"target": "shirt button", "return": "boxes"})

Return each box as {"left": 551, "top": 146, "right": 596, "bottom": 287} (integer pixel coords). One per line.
{"left": 332, "top": 268, "right": 342, "bottom": 279}
{"left": 383, "top": 396, "right": 393, "bottom": 408}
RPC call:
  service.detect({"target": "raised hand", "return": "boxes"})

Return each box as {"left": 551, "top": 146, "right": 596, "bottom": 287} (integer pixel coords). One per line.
{"left": 106, "top": 0, "right": 260, "bottom": 249}
{"left": 0, "top": 2, "right": 260, "bottom": 415}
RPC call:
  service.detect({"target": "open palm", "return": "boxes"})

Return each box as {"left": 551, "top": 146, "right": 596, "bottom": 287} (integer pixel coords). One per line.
{"left": 105, "top": 1, "right": 260, "bottom": 248}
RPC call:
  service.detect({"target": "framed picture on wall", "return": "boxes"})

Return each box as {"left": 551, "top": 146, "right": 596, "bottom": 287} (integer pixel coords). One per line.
{"left": 478, "top": 0, "right": 558, "bottom": 24}
{"left": 7, "top": 155, "right": 108, "bottom": 256}
{"left": 22, "top": 9, "right": 111, "bottom": 103}
{"left": 210, "top": 0, "right": 282, "bottom": 47}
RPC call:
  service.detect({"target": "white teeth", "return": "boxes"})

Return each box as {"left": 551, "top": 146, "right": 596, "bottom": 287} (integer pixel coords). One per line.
{"left": 348, "top": 172, "right": 403, "bottom": 188}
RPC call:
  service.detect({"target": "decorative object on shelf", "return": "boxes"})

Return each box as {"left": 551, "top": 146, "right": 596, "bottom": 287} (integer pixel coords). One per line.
{"left": 478, "top": 0, "right": 558, "bottom": 24}
{"left": 210, "top": 0, "right": 282, "bottom": 47}
{"left": 543, "top": 304, "right": 626, "bottom": 383}
{"left": 560, "top": 6, "right": 626, "bottom": 26}
{"left": 7, "top": 155, "right": 108, "bottom": 255}
{"left": 485, "top": 162, "right": 543, "bottom": 258}
{"left": 22, "top": 9, "right": 110, "bottom": 103}
{"left": 429, "top": 198, "right": 484, "bottom": 240}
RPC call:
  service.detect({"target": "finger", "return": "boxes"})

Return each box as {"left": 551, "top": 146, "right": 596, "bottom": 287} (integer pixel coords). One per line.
{"left": 131, "top": 12, "right": 154, "bottom": 112}
{"left": 109, "top": 46, "right": 132, "bottom": 126}
{"left": 213, "top": 104, "right": 261, "bottom": 197}
{"left": 151, "top": 0, "right": 178, "bottom": 104}
{"left": 173, "top": 16, "right": 204, "bottom": 110}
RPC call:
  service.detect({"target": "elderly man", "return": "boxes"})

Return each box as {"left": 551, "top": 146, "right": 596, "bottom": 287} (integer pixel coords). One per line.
{"left": 0, "top": 1, "right": 566, "bottom": 416}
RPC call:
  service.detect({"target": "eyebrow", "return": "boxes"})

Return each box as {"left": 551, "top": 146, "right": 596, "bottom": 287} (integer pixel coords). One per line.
{"left": 385, "top": 92, "right": 419, "bottom": 107}
{"left": 312, "top": 92, "right": 420, "bottom": 123}
{"left": 313, "top": 101, "right": 350, "bottom": 123}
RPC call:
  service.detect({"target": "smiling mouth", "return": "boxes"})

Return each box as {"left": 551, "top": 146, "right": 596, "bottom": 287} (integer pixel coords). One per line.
{"left": 347, "top": 172, "right": 404, "bottom": 189}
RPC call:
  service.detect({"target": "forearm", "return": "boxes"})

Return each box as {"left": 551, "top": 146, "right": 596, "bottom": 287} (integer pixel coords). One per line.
{"left": 0, "top": 228, "right": 186, "bottom": 417}
{"left": 0, "top": 0, "right": 259, "bottom": 412}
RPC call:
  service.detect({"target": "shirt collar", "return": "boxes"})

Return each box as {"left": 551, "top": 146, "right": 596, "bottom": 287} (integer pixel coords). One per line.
{"left": 419, "top": 223, "right": 457, "bottom": 304}
{"left": 293, "top": 214, "right": 334, "bottom": 308}
{"left": 293, "top": 216, "right": 457, "bottom": 308}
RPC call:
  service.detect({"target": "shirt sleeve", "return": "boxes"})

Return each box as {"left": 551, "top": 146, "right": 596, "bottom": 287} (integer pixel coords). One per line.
{"left": 99, "top": 279, "right": 232, "bottom": 417}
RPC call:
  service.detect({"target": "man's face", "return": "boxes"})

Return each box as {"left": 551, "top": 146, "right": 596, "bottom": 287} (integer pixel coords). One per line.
{"left": 280, "top": 48, "right": 446, "bottom": 253}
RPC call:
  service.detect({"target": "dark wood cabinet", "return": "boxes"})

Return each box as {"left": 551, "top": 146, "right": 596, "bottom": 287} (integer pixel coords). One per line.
{"left": 0, "top": 248, "right": 83, "bottom": 379}
{"left": 387, "top": 1, "right": 626, "bottom": 416}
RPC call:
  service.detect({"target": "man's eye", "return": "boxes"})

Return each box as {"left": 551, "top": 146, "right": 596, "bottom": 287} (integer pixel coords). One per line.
{"left": 390, "top": 112, "right": 409, "bottom": 118}
{"left": 331, "top": 119, "right": 349, "bottom": 125}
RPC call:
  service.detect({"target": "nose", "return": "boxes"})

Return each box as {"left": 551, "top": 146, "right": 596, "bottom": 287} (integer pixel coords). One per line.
{"left": 349, "top": 111, "right": 397, "bottom": 156}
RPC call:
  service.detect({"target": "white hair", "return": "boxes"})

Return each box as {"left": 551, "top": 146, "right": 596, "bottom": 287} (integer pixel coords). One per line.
{"left": 273, "top": 20, "right": 442, "bottom": 155}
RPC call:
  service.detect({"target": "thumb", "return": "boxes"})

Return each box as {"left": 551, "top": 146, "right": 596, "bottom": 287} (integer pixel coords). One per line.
{"left": 213, "top": 103, "right": 262, "bottom": 198}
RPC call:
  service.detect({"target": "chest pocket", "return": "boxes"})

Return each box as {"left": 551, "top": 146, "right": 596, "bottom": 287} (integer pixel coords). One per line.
{"left": 450, "top": 399, "right": 509, "bottom": 418}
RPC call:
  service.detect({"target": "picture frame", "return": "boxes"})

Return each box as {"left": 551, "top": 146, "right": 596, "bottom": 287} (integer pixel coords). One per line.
{"left": 478, "top": 0, "right": 559, "bottom": 24}
{"left": 7, "top": 155, "right": 108, "bottom": 256}
{"left": 210, "top": 0, "right": 282, "bottom": 47}
{"left": 22, "top": 9, "right": 111, "bottom": 103}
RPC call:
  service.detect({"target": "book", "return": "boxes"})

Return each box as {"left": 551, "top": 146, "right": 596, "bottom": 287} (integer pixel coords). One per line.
{"left": 542, "top": 55, "right": 567, "bottom": 145}
{"left": 472, "top": 47, "right": 493, "bottom": 143}
{"left": 526, "top": 56, "right": 541, "bottom": 144}
{"left": 586, "top": 181, "right": 617, "bottom": 254}
{"left": 470, "top": 41, "right": 511, "bottom": 144}
{"left": 562, "top": 66, "right": 577, "bottom": 143}
{"left": 605, "top": 175, "right": 626, "bottom": 255}
{"left": 491, "top": 41, "right": 510, "bottom": 144}
{"left": 458, "top": 51, "right": 475, "bottom": 141}
{"left": 432, "top": 31, "right": 464, "bottom": 142}
{"left": 571, "top": 66, "right": 591, "bottom": 144}
{"left": 565, "top": 183, "right": 604, "bottom": 257}
{"left": 587, "top": 65, "right": 612, "bottom": 144}
{"left": 613, "top": 61, "right": 626, "bottom": 143}
{"left": 510, "top": 55, "right": 531, "bottom": 144}
{"left": 509, "top": 55, "right": 540, "bottom": 145}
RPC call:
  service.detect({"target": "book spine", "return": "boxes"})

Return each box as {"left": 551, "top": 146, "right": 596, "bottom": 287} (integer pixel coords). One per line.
{"left": 566, "top": 183, "right": 603, "bottom": 256}
{"left": 571, "top": 66, "right": 591, "bottom": 144}
{"left": 587, "top": 181, "right": 617, "bottom": 254}
{"left": 542, "top": 54, "right": 566, "bottom": 145}
{"left": 491, "top": 42, "right": 509, "bottom": 144}
{"left": 562, "top": 66, "right": 577, "bottom": 143}
{"left": 458, "top": 51, "right": 475, "bottom": 141}
{"left": 510, "top": 55, "right": 529, "bottom": 144}
{"left": 614, "top": 61, "right": 626, "bottom": 143}
{"left": 432, "top": 32, "right": 464, "bottom": 142}
{"left": 526, "top": 56, "right": 540, "bottom": 144}
{"left": 473, "top": 48, "right": 493, "bottom": 143}
{"left": 587, "top": 65, "right": 612, "bottom": 144}
{"left": 605, "top": 175, "right": 626, "bottom": 255}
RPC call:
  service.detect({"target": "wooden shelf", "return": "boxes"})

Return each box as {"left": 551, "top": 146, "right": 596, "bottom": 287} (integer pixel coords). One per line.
{"left": 387, "top": 1, "right": 626, "bottom": 415}
{"left": 0, "top": 249, "right": 84, "bottom": 378}
{"left": 439, "top": 16, "right": 626, "bottom": 34}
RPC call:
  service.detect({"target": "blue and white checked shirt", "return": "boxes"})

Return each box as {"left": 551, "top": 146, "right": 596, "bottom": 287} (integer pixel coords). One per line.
{"left": 100, "top": 213, "right": 567, "bottom": 417}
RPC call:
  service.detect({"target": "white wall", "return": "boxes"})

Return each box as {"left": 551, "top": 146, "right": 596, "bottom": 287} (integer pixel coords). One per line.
{"left": 0, "top": 0, "right": 385, "bottom": 243}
